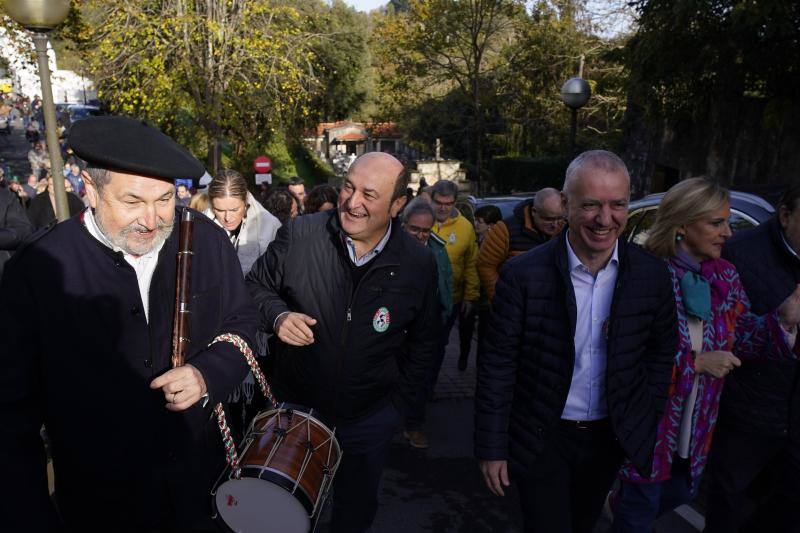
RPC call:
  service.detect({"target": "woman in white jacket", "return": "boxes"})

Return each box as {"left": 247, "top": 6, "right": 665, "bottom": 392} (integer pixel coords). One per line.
{"left": 205, "top": 169, "right": 281, "bottom": 275}
{"left": 205, "top": 169, "right": 280, "bottom": 432}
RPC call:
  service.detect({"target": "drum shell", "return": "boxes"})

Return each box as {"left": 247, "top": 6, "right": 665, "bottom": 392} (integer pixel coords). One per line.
{"left": 237, "top": 405, "right": 340, "bottom": 514}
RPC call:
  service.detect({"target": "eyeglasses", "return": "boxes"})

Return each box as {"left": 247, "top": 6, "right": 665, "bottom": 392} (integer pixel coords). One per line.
{"left": 432, "top": 198, "right": 456, "bottom": 208}
{"left": 532, "top": 208, "right": 566, "bottom": 224}
{"left": 405, "top": 225, "right": 432, "bottom": 237}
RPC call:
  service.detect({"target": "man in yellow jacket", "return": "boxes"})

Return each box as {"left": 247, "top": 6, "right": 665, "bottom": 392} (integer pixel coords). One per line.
{"left": 431, "top": 180, "right": 479, "bottom": 368}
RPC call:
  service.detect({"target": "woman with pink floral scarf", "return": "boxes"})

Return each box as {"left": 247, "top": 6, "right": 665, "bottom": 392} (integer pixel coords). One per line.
{"left": 612, "top": 178, "right": 800, "bottom": 532}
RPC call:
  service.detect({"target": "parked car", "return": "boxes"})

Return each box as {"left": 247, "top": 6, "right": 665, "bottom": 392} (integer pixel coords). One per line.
{"left": 474, "top": 194, "right": 536, "bottom": 219}
{"left": 624, "top": 190, "right": 775, "bottom": 245}
{"left": 66, "top": 104, "right": 103, "bottom": 123}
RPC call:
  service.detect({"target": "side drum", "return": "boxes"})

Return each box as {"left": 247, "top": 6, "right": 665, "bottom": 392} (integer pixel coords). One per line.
{"left": 212, "top": 404, "right": 341, "bottom": 533}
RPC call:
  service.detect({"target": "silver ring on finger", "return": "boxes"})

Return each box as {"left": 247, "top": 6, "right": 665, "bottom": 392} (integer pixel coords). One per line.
{"left": 172, "top": 391, "right": 179, "bottom": 403}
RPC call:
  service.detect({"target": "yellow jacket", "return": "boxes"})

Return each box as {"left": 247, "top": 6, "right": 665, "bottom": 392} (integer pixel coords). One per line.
{"left": 433, "top": 211, "right": 479, "bottom": 303}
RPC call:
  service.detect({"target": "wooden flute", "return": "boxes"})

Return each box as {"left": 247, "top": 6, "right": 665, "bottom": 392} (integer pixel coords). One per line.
{"left": 171, "top": 208, "right": 194, "bottom": 368}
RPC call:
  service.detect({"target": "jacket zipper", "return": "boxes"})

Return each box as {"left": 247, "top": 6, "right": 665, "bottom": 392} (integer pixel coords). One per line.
{"left": 604, "top": 270, "right": 625, "bottom": 439}
{"left": 335, "top": 258, "right": 399, "bottom": 424}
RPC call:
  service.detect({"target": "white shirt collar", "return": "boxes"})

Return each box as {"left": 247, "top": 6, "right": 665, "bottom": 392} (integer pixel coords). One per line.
{"left": 83, "top": 208, "right": 166, "bottom": 322}
{"left": 565, "top": 229, "right": 619, "bottom": 273}
{"left": 344, "top": 219, "right": 392, "bottom": 267}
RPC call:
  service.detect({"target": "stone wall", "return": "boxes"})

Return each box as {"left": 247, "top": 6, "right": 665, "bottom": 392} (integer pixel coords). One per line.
{"left": 409, "top": 159, "right": 468, "bottom": 192}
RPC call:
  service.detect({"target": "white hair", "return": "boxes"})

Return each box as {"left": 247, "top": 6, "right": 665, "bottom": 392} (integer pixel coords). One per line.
{"left": 562, "top": 150, "right": 630, "bottom": 198}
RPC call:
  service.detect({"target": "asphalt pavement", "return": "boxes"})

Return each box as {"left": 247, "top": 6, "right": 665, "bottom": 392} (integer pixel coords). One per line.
{"left": 319, "top": 324, "right": 703, "bottom": 533}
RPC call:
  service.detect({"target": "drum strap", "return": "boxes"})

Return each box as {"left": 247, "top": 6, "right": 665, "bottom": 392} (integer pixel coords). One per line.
{"left": 211, "top": 333, "right": 275, "bottom": 404}
{"left": 209, "top": 333, "right": 277, "bottom": 475}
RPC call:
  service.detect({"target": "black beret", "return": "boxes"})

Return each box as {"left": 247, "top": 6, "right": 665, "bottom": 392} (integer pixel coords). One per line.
{"left": 68, "top": 116, "right": 205, "bottom": 181}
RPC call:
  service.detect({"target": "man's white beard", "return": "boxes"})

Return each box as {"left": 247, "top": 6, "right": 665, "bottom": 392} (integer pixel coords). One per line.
{"left": 95, "top": 209, "right": 173, "bottom": 256}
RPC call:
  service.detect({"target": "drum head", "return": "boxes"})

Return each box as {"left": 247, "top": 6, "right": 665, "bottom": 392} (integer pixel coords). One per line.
{"left": 216, "top": 477, "right": 311, "bottom": 533}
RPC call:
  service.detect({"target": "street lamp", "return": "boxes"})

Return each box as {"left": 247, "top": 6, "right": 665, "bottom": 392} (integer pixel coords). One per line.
{"left": 560, "top": 76, "right": 591, "bottom": 158}
{"left": 4, "top": 0, "right": 71, "bottom": 221}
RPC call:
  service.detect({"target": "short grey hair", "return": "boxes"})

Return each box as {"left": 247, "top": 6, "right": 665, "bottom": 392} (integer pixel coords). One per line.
{"left": 533, "top": 187, "right": 562, "bottom": 209}
{"left": 402, "top": 197, "right": 435, "bottom": 224}
{"left": 430, "top": 179, "right": 458, "bottom": 200}
{"left": 563, "top": 150, "right": 630, "bottom": 197}
{"left": 85, "top": 166, "right": 112, "bottom": 192}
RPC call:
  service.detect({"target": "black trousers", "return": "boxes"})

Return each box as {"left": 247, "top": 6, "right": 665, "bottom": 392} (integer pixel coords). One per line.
{"left": 705, "top": 423, "right": 800, "bottom": 533}
{"left": 458, "top": 304, "right": 477, "bottom": 361}
{"left": 516, "top": 420, "right": 623, "bottom": 533}
{"left": 330, "top": 402, "right": 402, "bottom": 533}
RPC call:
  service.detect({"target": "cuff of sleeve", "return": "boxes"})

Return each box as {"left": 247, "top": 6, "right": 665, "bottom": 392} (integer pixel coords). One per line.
{"left": 273, "top": 311, "right": 291, "bottom": 333}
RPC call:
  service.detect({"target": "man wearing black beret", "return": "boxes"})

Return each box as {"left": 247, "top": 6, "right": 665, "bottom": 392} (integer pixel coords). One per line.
{"left": 0, "top": 116, "right": 258, "bottom": 531}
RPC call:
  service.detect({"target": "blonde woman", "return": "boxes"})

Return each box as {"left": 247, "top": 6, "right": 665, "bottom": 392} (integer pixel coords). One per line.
{"left": 613, "top": 178, "right": 800, "bottom": 531}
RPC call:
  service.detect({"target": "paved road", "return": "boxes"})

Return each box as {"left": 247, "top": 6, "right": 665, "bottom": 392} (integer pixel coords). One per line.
{"left": 319, "top": 325, "right": 703, "bottom": 533}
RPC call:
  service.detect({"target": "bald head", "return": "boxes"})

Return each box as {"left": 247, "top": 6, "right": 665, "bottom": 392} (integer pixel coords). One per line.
{"left": 532, "top": 187, "right": 565, "bottom": 237}
{"left": 349, "top": 152, "right": 407, "bottom": 201}
{"left": 534, "top": 187, "right": 561, "bottom": 210}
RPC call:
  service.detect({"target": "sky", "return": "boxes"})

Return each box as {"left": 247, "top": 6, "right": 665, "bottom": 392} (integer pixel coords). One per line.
{"left": 341, "top": 0, "right": 634, "bottom": 36}
{"left": 342, "top": 0, "right": 386, "bottom": 12}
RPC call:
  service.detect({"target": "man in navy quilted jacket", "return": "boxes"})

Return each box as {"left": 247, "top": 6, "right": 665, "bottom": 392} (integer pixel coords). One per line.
{"left": 475, "top": 150, "right": 677, "bottom": 533}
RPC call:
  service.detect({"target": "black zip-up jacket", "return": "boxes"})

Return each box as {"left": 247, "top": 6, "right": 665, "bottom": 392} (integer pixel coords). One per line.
{"left": 475, "top": 232, "right": 677, "bottom": 477}
{"left": 0, "top": 186, "right": 32, "bottom": 279}
{"left": 246, "top": 210, "right": 441, "bottom": 423}
{"left": 506, "top": 198, "right": 548, "bottom": 253}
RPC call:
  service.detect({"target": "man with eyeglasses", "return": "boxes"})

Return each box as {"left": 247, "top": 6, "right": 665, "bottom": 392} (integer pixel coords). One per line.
{"left": 430, "top": 178, "right": 479, "bottom": 366}
{"left": 477, "top": 187, "right": 565, "bottom": 302}
{"left": 400, "top": 197, "right": 454, "bottom": 448}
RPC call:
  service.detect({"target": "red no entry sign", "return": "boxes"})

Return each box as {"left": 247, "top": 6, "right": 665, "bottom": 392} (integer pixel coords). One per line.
{"left": 253, "top": 155, "right": 272, "bottom": 174}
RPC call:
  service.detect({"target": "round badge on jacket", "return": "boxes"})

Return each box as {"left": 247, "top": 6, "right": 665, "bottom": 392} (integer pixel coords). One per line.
{"left": 448, "top": 233, "right": 457, "bottom": 244}
{"left": 373, "top": 307, "right": 391, "bottom": 333}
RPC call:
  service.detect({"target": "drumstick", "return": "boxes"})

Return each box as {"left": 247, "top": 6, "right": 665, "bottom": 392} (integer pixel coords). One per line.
{"left": 171, "top": 208, "right": 194, "bottom": 368}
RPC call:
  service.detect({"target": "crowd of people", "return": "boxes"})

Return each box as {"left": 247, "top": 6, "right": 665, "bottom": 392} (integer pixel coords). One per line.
{"left": 1, "top": 115, "right": 799, "bottom": 533}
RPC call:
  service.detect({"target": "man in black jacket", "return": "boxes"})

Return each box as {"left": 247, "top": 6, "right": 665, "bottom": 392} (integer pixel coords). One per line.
{"left": 0, "top": 117, "right": 256, "bottom": 532}
{"left": 246, "top": 152, "right": 441, "bottom": 533}
{"left": 0, "top": 184, "right": 32, "bottom": 279}
{"left": 706, "top": 186, "right": 800, "bottom": 532}
{"left": 476, "top": 150, "right": 677, "bottom": 533}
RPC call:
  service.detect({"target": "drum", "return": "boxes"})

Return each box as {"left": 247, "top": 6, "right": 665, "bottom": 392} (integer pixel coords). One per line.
{"left": 212, "top": 404, "right": 341, "bottom": 533}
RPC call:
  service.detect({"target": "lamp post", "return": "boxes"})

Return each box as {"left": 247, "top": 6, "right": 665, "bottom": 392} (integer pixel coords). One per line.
{"left": 4, "top": 0, "right": 71, "bottom": 221}
{"left": 560, "top": 76, "right": 591, "bottom": 158}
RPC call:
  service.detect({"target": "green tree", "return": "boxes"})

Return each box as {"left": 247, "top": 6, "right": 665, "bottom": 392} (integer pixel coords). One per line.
{"left": 375, "top": 0, "right": 524, "bottom": 190}
{"left": 295, "top": 0, "right": 371, "bottom": 125}
{"left": 498, "top": 1, "right": 628, "bottom": 156}
{"left": 82, "top": 0, "right": 322, "bottom": 172}
{"left": 373, "top": 0, "right": 628, "bottom": 188}
{"left": 626, "top": 0, "right": 800, "bottom": 122}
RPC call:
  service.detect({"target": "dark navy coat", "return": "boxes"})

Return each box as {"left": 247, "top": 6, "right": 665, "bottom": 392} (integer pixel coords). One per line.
{"left": 475, "top": 233, "right": 677, "bottom": 477}
{"left": 722, "top": 216, "right": 800, "bottom": 439}
{"left": 0, "top": 209, "right": 256, "bottom": 532}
